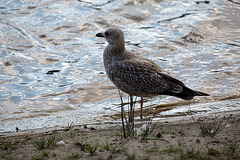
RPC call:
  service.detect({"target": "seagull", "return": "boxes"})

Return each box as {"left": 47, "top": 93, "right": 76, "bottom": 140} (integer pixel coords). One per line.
{"left": 96, "top": 28, "right": 209, "bottom": 120}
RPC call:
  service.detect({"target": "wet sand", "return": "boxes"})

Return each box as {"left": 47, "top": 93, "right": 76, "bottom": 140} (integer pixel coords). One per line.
{"left": 1, "top": 111, "right": 239, "bottom": 160}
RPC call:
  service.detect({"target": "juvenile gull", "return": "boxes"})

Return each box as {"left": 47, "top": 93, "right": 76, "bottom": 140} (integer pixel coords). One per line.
{"left": 96, "top": 28, "right": 209, "bottom": 119}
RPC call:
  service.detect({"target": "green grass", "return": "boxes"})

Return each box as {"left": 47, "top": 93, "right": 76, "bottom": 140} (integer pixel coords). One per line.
{"left": 163, "top": 145, "right": 182, "bottom": 153}
{"left": 125, "top": 151, "right": 136, "bottom": 160}
{"left": 75, "top": 141, "right": 99, "bottom": 155}
{"left": 0, "top": 141, "right": 19, "bottom": 150}
{"left": 118, "top": 88, "right": 135, "bottom": 139}
{"left": 141, "top": 156, "right": 150, "bottom": 160}
{"left": 102, "top": 140, "right": 110, "bottom": 151}
{"left": 117, "top": 88, "right": 158, "bottom": 140}
{"left": 66, "top": 131, "right": 76, "bottom": 138}
{"left": 110, "top": 145, "right": 126, "bottom": 153}
{"left": 228, "top": 142, "right": 238, "bottom": 155}
{"left": 139, "top": 120, "right": 157, "bottom": 141}
{"left": 64, "top": 152, "right": 81, "bottom": 160}
{"left": 207, "top": 147, "right": 220, "bottom": 156}
{"left": 198, "top": 119, "right": 225, "bottom": 137}
{"left": 65, "top": 122, "right": 74, "bottom": 131}
{"left": 180, "top": 148, "right": 201, "bottom": 160}
{"left": 31, "top": 150, "right": 50, "bottom": 160}
{"left": 32, "top": 135, "right": 57, "bottom": 150}
{"left": 0, "top": 153, "right": 13, "bottom": 160}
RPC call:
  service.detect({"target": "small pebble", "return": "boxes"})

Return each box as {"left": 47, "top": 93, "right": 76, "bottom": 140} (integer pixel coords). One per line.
{"left": 156, "top": 133, "right": 163, "bottom": 138}
{"left": 57, "top": 140, "right": 65, "bottom": 146}
{"left": 196, "top": 139, "right": 200, "bottom": 143}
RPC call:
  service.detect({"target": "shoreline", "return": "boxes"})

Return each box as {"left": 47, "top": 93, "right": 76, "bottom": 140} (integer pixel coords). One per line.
{"left": 2, "top": 109, "right": 240, "bottom": 137}
{"left": 1, "top": 111, "right": 239, "bottom": 160}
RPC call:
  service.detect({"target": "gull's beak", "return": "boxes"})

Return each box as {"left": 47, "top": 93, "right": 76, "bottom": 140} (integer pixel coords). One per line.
{"left": 96, "top": 32, "right": 104, "bottom": 37}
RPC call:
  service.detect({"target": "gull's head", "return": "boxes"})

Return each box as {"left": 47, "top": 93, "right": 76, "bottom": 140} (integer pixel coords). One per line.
{"left": 96, "top": 28, "right": 125, "bottom": 46}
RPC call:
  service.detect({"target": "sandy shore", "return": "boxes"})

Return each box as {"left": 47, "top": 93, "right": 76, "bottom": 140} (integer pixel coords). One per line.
{"left": 0, "top": 111, "right": 239, "bottom": 160}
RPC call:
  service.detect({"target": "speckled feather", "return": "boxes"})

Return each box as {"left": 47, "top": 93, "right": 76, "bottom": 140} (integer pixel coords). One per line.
{"left": 104, "top": 50, "right": 184, "bottom": 97}
{"left": 97, "top": 28, "right": 209, "bottom": 100}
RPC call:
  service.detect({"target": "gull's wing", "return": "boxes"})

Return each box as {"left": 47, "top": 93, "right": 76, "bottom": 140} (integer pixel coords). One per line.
{"left": 108, "top": 58, "right": 185, "bottom": 96}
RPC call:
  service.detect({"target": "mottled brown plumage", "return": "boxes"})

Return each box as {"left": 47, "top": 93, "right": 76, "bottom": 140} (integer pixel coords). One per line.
{"left": 96, "top": 28, "right": 209, "bottom": 119}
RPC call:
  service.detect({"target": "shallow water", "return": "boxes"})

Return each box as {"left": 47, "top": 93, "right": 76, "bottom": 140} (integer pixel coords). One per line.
{"left": 0, "top": 0, "right": 239, "bottom": 132}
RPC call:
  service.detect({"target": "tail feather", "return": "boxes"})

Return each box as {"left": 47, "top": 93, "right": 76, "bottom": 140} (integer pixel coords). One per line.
{"left": 193, "top": 90, "right": 210, "bottom": 97}
{"left": 164, "top": 86, "right": 210, "bottom": 100}
{"left": 160, "top": 73, "right": 210, "bottom": 100}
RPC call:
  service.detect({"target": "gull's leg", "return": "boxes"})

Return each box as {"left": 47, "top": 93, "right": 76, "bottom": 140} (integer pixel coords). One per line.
{"left": 129, "top": 96, "right": 133, "bottom": 121}
{"left": 140, "top": 97, "right": 143, "bottom": 119}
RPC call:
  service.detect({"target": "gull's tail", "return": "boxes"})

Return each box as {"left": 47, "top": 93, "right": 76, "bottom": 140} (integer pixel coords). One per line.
{"left": 166, "top": 86, "right": 210, "bottom": 100}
